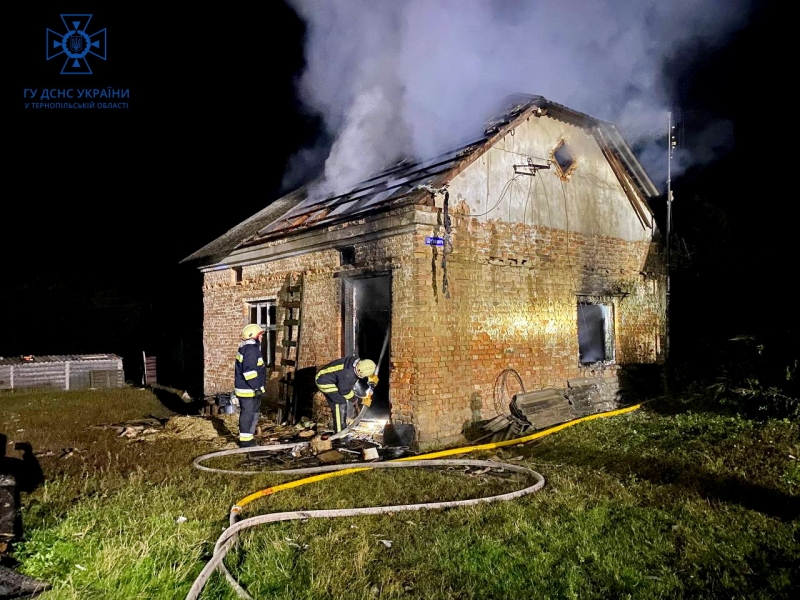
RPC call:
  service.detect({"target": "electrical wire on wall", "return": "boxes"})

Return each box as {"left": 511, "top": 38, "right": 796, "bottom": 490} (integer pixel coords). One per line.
{"left": 556, "top": 176, "right": 574, "bottom": 270}
{"left": 466, "top": 175, "right": 522, "bottom": 218}
{"left": 521, "top": 172, "right": 537, "bottom": 258}
{"left": 441, "top": 189, "right": 451, "bottom": 299}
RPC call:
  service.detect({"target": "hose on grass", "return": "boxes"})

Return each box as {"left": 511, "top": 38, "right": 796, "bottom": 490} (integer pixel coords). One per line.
{"left": 185, "top": 459, "right": 544, "bottom": 600}
{"left": 187, "top": 403, "right": 642, "bottom": 599}
{"left": 193, "top": 403, "right": 643, "bottom": 477}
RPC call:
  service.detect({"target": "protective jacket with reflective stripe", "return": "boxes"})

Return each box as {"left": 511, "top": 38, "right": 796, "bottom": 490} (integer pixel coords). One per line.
{"left": 234, "top": 339, "right": 266, "bottom": 398}
{"left": 315, "top": 355, "right": 360, "bottom": 401}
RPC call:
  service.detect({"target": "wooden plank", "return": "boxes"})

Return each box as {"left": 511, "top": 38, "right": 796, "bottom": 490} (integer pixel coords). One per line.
{"left": 283, "top": 301, "right": 302, "bottom": 309}
{"left": 517, "top": 400, "right": 572, "bottom": 414}
{"left": 283, "top": 319, "right": 299, "bottom": 326}
{"left": 594, "top": 127, "right": 652, "bottom": 230}
{"left": 281, "top": 339, "right": 298, "bottom": 347}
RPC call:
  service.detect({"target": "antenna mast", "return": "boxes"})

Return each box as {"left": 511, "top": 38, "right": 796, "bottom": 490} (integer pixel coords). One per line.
{"left": 665, "top": 112, "right": 675, "bottom": 384}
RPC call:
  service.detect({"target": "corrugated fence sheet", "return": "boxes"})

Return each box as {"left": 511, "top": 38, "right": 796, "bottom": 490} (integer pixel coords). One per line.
{"left": 0, "top": 354, "right": 124, "bottom": 391}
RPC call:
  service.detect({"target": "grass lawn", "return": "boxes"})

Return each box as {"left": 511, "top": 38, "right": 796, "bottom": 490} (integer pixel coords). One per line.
{"left": 1, "top": 387, "right": 798, "bottom": 599}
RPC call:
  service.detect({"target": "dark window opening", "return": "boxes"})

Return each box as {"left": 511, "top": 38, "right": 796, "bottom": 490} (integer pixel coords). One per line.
{"left": 248, "top": 300, "right": 278, "bottom": 367}
{"left": 553, "top": 140, "right": 576, "bottom": 177}
{"left": 578, "top": 302, "right": 614, "bottom": 364}
{"left": 339, "top": 246, "right": 356, "bottom": 266}
{"left": 233, "top": 266, "right": 243, "bottom": 283}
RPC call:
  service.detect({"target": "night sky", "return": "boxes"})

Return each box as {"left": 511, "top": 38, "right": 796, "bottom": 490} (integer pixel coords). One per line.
{"left": 1, "top": 1, "right": 792, "bottom": 390}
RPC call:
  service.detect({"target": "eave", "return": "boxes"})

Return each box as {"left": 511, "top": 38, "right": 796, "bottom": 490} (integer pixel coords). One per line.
{"left": 200, "top": 205, "right": 438, "bottom": 272}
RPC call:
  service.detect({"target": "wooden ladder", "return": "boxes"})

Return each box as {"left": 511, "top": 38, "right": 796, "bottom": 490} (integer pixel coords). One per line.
{"left": 276, "top": 273, "right": 304, "bottom": 424}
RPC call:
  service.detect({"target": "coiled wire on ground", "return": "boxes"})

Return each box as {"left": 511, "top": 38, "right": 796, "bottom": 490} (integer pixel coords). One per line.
{"left": 493, "top": 367, "right": 525, "bottom": 417}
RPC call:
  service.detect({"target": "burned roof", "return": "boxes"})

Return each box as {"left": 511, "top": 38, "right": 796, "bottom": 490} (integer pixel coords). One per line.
{"left": 182, "top": 94, "right": 659, "bottom": 267}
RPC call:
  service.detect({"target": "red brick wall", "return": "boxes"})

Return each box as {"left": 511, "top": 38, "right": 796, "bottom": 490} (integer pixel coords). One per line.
{"left": 201, "top": 205, "right": 665, "bottom": 445}
{"left": 394, "top": 204, "right": 664, "bottom": 444}
{"left": 202, "top": 250, "right": 342, "bottom": 397}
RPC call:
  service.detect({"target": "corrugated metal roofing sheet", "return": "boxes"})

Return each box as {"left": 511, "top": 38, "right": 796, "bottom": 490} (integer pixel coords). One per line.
{"left": 0, "top": 353, "right": 122, "bottom": 366}
{"left": 252, "top": 138, "right": 485, "bottom": 240}
{"left": 0, "top": 354, "right": 124, "bottom": 391}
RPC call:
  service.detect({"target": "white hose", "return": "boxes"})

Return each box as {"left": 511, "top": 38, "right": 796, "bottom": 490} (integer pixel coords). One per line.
{"left": 185, "top": 458, "right": 544, "bottom": 599}
{"left": 187, "top": 400, "right": 645, "bottom": 598}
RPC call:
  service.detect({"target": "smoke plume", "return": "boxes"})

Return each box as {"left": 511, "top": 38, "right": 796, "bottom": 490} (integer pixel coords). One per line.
{"left": 286, "top": 0, "right": 753, "bottom": 197}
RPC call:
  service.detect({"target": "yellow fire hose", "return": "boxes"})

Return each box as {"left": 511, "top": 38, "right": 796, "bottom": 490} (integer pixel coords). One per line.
{"left": 186, "top": 403, "right": 641, "bottom": 599}
{"left": 231, "top": 403, "right": 640, "bottom": 510}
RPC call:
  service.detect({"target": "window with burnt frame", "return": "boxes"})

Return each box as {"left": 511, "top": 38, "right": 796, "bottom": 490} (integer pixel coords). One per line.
{"left": 552, "top": 139, "right": 576, "bottom": 179}
{"left": 248, "top": 300, "right": 278, "bottom": 367}
{"left": 577, "top": 302, "right": 615, "bottom": 364}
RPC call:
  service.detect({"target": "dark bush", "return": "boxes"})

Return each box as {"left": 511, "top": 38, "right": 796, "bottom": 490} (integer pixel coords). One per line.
{"left": 706, "top": 334, "right": 799, "bottom": 419}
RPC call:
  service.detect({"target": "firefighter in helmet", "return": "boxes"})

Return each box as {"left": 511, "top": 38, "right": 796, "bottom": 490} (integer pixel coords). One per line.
{"left": 315, "top": 356, "right": 378, "bottom": 433}
{"left": 234, "top": 323, "right": 267, "bottom": 447}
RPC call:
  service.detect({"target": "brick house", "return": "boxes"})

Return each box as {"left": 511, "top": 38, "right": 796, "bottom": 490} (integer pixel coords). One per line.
{"left": 182, "top": 94, "right": 666, "bottom": 447}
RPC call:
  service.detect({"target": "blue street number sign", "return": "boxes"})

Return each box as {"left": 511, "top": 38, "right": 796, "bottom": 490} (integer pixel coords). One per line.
{"left": 425, "top": 236, "right": 445, "bottom": 246}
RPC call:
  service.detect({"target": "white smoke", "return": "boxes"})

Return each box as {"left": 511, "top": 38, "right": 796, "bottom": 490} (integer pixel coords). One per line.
{"left": 307, "top": 85, "right": 410, "bottom": 201}
{"left": 287, "top": 0, "right": 754, "bottom": 196}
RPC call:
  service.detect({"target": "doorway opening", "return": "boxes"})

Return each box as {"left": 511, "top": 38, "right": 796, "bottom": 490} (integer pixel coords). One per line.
{"left": 343, "top": 273, "right": 392, "bottom": 418}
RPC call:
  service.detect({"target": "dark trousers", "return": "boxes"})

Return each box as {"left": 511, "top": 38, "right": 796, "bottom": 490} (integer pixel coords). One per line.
{"left": 323, "top": 391, "right": 348, "bottom": 433}
{"left": 238, "top": 394, "right": 262, "bottom": 441}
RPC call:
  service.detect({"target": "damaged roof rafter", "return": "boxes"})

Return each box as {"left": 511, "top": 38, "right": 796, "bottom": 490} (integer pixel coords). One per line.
{"left": 245, "top": 102, "right": 556, "bottom": 246}
{"left": 250, "top": 140, "right": 490, "bottom": 240}
{"left": 240, "top": 100, "right": 556, "bottom": 246}
{"left": 353, "top": 137, "right": 486, "bottom": 187}
{"left": 240, "top": 97, "right": 655, "bottom": 249}
{"left": 252, "top": 166, "right": 454, "bottom": 240}
{"left": 593, "top": 126, "right": 654, "bottom": 229}
{"left": 242, "top": 191, "right": 427, "bottom": 250}
{"left": 417, "top": 101, "right": 552, "bottom": 190}
{"left": 184, "top": 94, "right": 660, "bottom": 268}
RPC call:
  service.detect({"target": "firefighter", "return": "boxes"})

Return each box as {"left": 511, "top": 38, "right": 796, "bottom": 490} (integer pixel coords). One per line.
{"left": 234, "top": 324, "right": 267, "bottom": 447}
{"left": 315, "top": 356, "right": 378, "bottom": 433}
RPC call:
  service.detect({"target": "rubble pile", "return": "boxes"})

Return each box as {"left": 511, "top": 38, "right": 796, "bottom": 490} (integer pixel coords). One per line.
{"left": 90, "top": 412, "right": 414, "bottom": 468}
